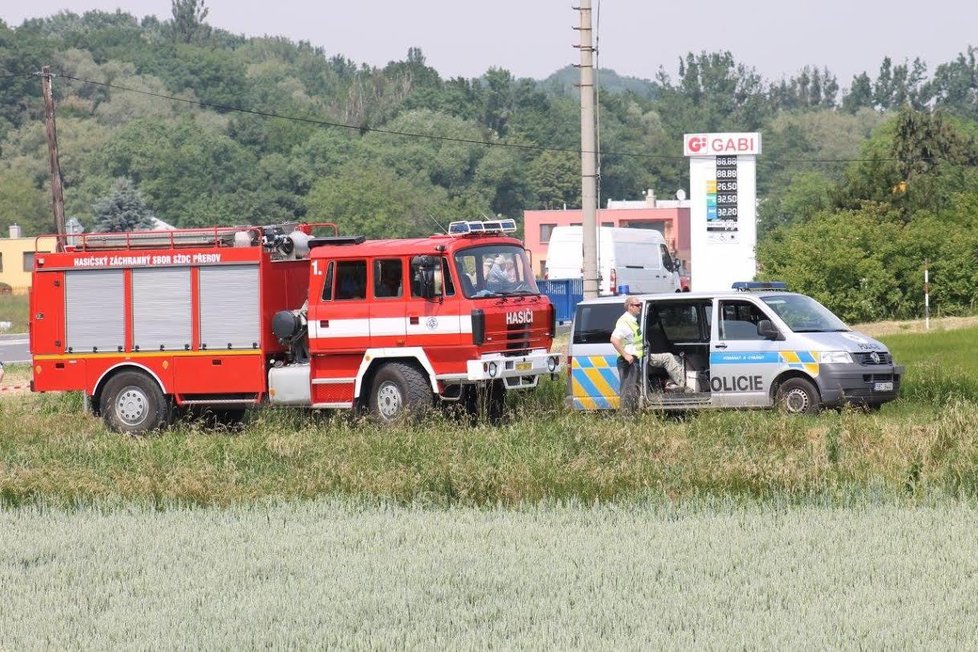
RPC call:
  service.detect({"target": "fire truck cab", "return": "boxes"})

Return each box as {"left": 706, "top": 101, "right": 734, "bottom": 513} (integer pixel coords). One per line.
{"left": 29, "top": 220, "right": 561, "bottom": 433}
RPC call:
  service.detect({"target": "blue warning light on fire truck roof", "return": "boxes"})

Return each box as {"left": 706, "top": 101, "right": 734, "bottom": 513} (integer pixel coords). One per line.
{"left": 448, "top": 219, "right": 518, "bottom": 236}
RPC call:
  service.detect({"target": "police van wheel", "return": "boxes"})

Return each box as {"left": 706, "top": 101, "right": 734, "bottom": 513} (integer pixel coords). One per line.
{"left": 369, "top": 362, "right": 433, "bottom": 423}
{"left": 776, "top": 378, "right": 820, "bottom": 415}
{"left": 100, "top": 370, "right": 171, "bottom": 434}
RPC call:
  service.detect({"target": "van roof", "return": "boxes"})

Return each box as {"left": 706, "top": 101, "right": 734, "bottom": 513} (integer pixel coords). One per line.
{"left": 549, "top": 225, "right": 666, "bottom": 241}
{"left": 576, "top": 289, "right": 796, "bottom": 305}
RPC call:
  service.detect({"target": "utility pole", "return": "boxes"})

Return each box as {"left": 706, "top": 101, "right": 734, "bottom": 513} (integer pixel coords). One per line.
{"left": 41, "top": 65, "right": 66, "bottom": 251}
{"left": 575, "top": 1, "right": 599, "bottom": 299}
{"left": 924, "top": 259, "right": 930, "bottom": 331}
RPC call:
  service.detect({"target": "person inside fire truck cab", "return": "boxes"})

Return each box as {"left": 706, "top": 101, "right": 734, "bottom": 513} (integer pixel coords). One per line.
{"left": 485, "top": 255, "right": 512, "bottom": 292}
{"left": 338, "top": 267, "right": 365, "bottom": 300}
{"left": 503, "top": 258, "right": 518, "bottom": 282}
{"left": 375, "top": 264, "right": 402, "bottom": 298}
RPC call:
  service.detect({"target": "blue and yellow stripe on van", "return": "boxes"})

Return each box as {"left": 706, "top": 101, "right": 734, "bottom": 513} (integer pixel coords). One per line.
{"left": 709, "top": 350, "right": 820, "bottom": 377}
{"left": 571, "top": 355, "right": 620, "bottom": 410}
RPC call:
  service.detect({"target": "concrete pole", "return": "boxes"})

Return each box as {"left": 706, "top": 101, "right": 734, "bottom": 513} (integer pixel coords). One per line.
{"left": 41, "top": 66, "right": 66, "bottom": 251}
{"left": 576, "top": 1, "right": 599, "bottom": 298}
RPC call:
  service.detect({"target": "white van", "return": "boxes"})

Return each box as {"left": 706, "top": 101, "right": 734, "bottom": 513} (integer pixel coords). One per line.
{"left": 567, "top": 283, "right": 903, "bottom": 413}
{"left": 544, "top": 226, "right": 681, "bottom": 295}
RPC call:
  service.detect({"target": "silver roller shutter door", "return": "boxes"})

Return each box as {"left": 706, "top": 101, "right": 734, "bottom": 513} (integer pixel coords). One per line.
{"left": 66, "top": 269, "right": 124, "bottom": 353}
{"left": 132, "top": 267, "right": 192, "bottom": 351}
{"left": 199, "top": 265, "right": 260, "bottom": 350}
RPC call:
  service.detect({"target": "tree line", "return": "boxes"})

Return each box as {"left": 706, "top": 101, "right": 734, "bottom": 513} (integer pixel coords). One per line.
{"left": 1, "top": 1, "right": 978, "bottom": 321}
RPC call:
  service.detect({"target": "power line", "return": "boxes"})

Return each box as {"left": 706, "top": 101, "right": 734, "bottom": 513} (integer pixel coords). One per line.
{"left": 59, "top": 73, "right": 617, "bottom": 159}
{"left": 0, "top": 70, "right": 944, "bottom": 165}
{"left": 55, "top": 73, "right": 910, "bottom": 165}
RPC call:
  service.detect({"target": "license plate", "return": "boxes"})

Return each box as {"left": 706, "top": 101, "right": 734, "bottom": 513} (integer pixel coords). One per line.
{"left": 873, "top": 381, "right": 893, "bottom": 392}
{"left": 516, "top": 361, "right": 532, "bottom": 371}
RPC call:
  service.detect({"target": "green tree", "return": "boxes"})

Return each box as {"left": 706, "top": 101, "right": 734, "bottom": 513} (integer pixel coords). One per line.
{"left": 304, "top": 163, "right": 448, "bottom": 238}
{"left": 170, "top": 0, "right": 210, "bottom": 44}
{"left": 92, "top": 177, "right": 155, "bottom": 232}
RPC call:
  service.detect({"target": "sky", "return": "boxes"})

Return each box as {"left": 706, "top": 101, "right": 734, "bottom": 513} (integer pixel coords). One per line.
{"left": 3, "top": 0, "right": 976, "bottom": 89}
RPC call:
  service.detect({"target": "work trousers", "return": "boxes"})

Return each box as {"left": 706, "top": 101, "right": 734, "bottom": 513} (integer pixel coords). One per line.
{"left": 647, "top": 352, "right": 686, "bottom": 386}
{"left": 617, "top": 356, "right": 640, "bottom": 412}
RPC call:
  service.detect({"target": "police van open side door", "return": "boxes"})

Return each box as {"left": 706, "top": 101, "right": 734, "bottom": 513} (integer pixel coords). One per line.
{"left": 709, "top": 298, "right": 780, "bottom": 407}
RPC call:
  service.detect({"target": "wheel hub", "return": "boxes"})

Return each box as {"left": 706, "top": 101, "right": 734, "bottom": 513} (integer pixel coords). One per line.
{"left": 784, "top": 388, "right": 809, "bottom": 413}
{"left": 115, "top": 387, "right": 148, "bottom": 425}
{"left": 376, "top": 381, "right": 403, "bottom": 420}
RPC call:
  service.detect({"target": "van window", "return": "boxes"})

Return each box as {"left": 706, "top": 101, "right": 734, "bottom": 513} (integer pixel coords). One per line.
{"left": 660, "top": 245, "right": 675, "bottom": 272}
{"left": 651, "top": 301, "right": 710, "bottom": 343}
{"left": 762, "top": 294, "right": 848, "bottom": 333}
{"left": 572, "top": 303, "right": 622, "bottom": 344}
{"left": 719, "top": 300, "right": 768, "bottom": 340}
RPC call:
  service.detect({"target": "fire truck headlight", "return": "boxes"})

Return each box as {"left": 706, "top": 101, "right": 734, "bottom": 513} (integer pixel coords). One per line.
{"left": 487, "top": 361, "right": 498, "bottom": 378}
{"left": 547, "top": 356, "right": 558, "bottom": 372}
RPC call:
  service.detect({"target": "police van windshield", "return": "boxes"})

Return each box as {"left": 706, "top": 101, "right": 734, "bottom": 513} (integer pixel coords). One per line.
{"left": 454, "top": 245, "right": 540, "bottom": 298}
{"left": 762, "top": 294, "right": 849, "bottom": 333}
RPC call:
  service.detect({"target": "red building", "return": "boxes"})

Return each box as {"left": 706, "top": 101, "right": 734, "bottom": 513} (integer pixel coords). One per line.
{"left": 522, "top": 190, "right": 691, "bottom": 278}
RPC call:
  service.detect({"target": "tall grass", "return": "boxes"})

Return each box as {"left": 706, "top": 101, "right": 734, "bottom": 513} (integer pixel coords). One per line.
{"left": 0, "top": 292, "right": 28, "bottom": 332}
{"left": 1, "top": 499, "right": 977, "bottom": 648}
{"left": 1, "top": 325, "right": 975, "bottom": 508}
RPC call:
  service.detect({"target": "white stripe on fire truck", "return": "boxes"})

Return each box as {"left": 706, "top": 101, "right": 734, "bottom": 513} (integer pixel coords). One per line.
{"left": 309, "top": 317, "right": 473, "bottom": 339}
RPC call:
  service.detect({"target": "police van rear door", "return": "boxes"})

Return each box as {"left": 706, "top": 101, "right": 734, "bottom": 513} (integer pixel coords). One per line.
{"left": 710, "top": 297, "right": 779, "bottom": 407}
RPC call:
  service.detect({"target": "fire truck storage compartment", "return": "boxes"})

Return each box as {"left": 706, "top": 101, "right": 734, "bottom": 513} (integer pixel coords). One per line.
{"left": 171, "top": 354, "right": 265, "bottom": 394}
{"left": 66, "top": 269, "right": 125, "bottom": 353}
{"left": 133, "top": 267, "right": 192, "bottom": 351}
{"left": 199, "top": 264, "right": 260, "bottom": 350}
{"left": 268, "top": 363, "right": 312, "bottom": 405}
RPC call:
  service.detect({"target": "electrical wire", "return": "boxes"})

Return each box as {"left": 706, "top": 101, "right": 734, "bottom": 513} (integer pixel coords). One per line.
{"left": 11, "top": 69, "right": 926, "bottom": 165}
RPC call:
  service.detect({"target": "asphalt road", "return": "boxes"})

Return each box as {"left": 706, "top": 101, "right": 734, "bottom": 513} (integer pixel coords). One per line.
{"left": 0, "top": 333, "right": 29, "bottom": 364}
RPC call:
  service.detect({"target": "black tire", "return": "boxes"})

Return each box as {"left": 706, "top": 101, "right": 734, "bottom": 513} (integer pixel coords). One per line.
{"left": 775, "top": 377, "right": 821, "bottom": 415}
{"left": 100, "top": 370, "right": 171, "bottom": 434}
{"left": 369, "top": 362, "right": 433, "bottom": 423}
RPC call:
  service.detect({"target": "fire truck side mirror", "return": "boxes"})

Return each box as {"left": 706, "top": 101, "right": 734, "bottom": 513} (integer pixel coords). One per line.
{"left": 411, "top": 255, "right": 439, "bottom": 300}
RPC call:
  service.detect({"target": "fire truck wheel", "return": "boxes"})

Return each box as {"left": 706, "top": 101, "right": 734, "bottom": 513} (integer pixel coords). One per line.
{"left": 775, "top": 377, "right": 821, "bottom": 415}
{"left": 369, "top": 362, "right": 433, "bottom": 423}
{"left": 100, "top": 371, "right": 171, "bottom": 434}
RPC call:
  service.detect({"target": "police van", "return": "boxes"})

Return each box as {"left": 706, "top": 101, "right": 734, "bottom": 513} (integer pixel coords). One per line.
{"left": 567, "top": 282, "right": 903, "bottom": 413}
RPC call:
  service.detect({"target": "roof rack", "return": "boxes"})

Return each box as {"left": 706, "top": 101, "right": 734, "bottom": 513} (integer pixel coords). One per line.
{"left": 448, "top": 219, "right": 517, "bottom": 236}
{"left": 732, "top": 281, "right": 789, "bottom": 292}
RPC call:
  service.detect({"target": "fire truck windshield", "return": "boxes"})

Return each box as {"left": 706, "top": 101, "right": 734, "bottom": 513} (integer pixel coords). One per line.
{"left": 454, "top": 245, "right": 540, "bottom": 298}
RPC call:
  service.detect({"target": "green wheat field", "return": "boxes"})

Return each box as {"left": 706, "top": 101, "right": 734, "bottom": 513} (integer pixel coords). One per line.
{"left": 2, "top": 317, "right": 978, "bottom": 646}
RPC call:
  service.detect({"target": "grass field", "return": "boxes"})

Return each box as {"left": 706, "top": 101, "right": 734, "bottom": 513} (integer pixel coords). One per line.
{"left": 0, "top": 292, "right": 28, "bottom": 333}
{"left": 2, "top": 325, "right": 978, "bottom": 507}
{"left": 2, "top": 322, "right": 978, "bottom": 646}
{"left": 2, "top": 499, "right": 977, "bottom": 648}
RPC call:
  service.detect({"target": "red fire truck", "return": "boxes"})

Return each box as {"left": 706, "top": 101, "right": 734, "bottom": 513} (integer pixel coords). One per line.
{"left": 29, "top": 219, "right": 561, "bottom": 433}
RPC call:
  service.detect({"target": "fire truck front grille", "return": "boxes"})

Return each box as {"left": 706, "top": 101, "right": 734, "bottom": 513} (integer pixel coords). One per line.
{"left": 505, "top": 323, "right": 532, "bottom": 354}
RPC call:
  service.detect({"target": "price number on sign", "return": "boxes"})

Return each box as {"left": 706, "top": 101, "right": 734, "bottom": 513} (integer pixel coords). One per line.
{"left": 717, "top": 207, "right": 739, "bottom": 218}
